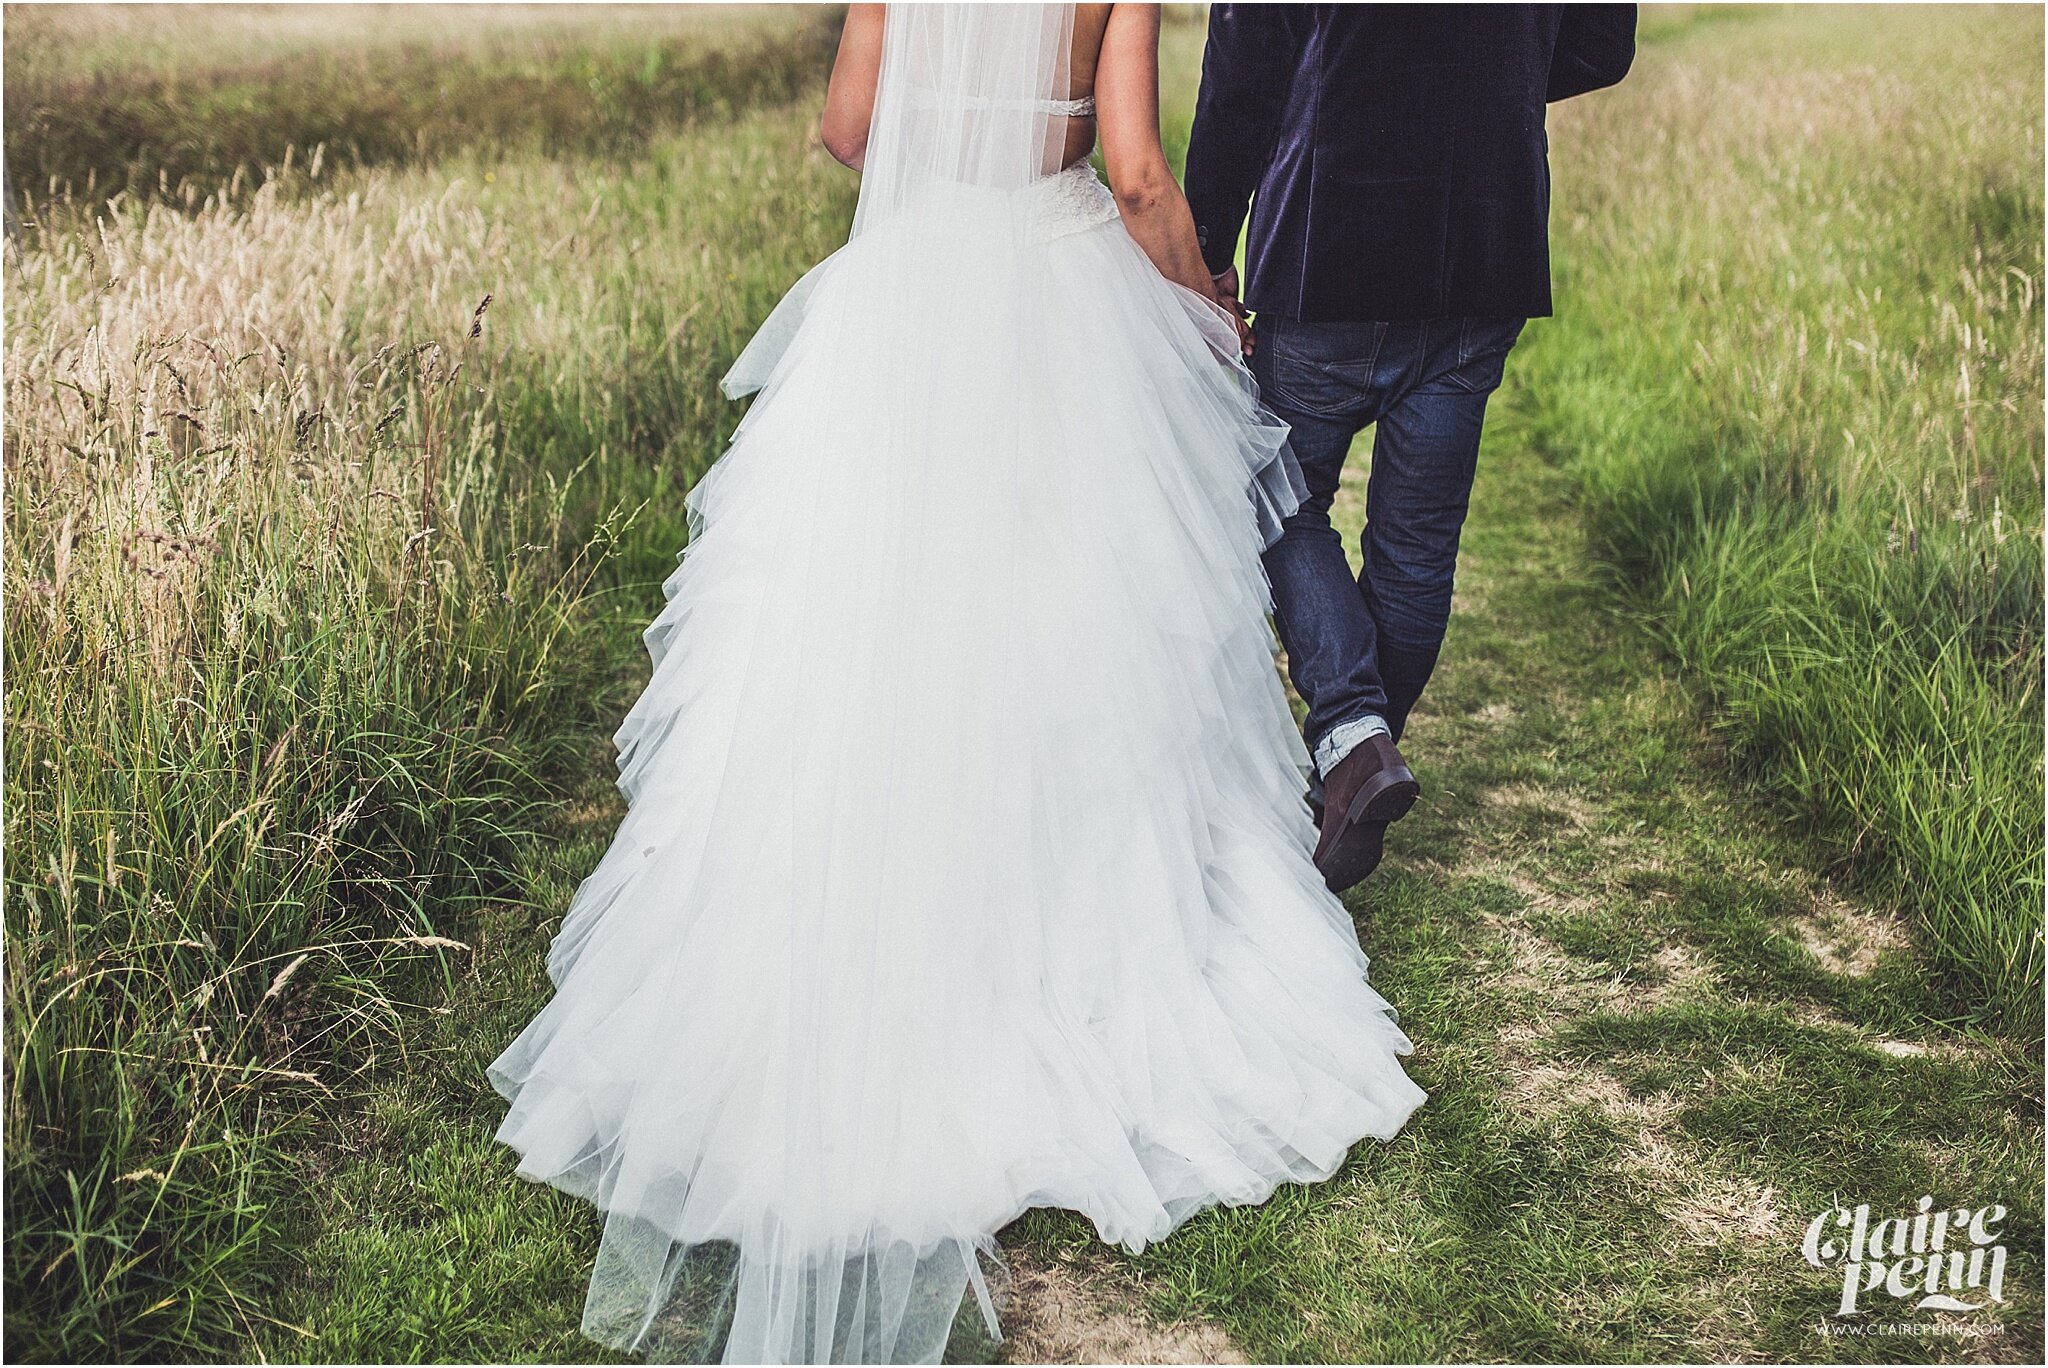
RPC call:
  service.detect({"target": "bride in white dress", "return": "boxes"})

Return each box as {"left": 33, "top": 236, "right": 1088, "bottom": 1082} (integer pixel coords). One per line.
{"left": 489, "top": 4, "right": 1426, "bottom": 1362}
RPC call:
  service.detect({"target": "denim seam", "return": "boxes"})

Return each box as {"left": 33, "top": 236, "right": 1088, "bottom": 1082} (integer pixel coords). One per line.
{"left": 1269, "top": 342, "right": 1374, "bottom": 419}
{"left": 1360, "top": 322, "right": 1388, "bottom": 381}
{"left": 1276, "top": 367, "right": 1346, "bottom": 417}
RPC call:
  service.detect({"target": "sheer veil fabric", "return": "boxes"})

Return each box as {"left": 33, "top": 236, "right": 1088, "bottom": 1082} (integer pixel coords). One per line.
{"left": 488, "top": 5, "right": 1426, "bottom": 1362}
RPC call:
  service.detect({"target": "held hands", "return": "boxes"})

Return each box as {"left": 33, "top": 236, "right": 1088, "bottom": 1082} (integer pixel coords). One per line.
{"left": 1213, "top": 267, "right": 1253, "bottom": 358}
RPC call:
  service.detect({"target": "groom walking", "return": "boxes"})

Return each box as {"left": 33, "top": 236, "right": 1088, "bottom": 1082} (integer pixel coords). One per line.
{"left": 1186, "top": 3, "right": 1637, "bottom": 893}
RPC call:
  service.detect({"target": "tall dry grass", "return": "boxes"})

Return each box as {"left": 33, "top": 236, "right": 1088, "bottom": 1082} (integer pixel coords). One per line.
{"left": 3, "top": 25, "right": 855, "bottom": 1355}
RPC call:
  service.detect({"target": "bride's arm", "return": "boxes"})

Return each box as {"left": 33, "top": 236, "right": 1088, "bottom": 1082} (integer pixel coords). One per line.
{"left": 1096, "top": 4, "right": 1219, "bottom": 306}
{"left": 821, "top": 4, "right": 885, "bottom": 169}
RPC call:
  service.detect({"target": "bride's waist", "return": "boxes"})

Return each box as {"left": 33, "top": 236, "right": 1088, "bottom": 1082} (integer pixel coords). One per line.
{"left": 883, "top": 163, "right": 1120, "bottom": 241}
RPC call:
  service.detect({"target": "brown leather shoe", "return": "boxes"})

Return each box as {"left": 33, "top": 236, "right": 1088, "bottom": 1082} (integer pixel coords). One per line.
{"left": 1313, "top": 732, "right": 1420, "bottom": 893}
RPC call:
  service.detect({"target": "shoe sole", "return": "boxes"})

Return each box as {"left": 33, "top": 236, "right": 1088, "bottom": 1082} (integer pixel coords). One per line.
{"left": 1317, "top": 764, "right": 1420, "bottom": 893}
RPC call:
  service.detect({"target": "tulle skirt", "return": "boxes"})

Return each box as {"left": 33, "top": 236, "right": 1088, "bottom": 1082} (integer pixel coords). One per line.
{"left": 489, "top": 167, "right": 1427, "bottom": 1364}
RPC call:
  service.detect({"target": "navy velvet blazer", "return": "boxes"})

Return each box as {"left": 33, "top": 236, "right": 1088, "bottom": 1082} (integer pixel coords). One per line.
{"left": 1184, "top": 3, "right": 1637, "bottom": 323}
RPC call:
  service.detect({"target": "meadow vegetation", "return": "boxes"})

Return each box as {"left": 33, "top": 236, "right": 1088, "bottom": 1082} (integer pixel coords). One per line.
{"left": 1526, "top": 3, "right": 2044, "bottom": 1031}
{"left": 4, "top": 6, "right": 853, "bottom": 1355}
{"left": 3, "top": 3, "right": 834, "bottom": 207}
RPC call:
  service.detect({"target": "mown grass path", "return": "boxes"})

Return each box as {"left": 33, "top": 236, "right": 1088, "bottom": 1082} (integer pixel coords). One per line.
{"left": 1003, "top": 390, "right": 2042, "bottom": 1365}
{"left": 268, "top": 379, "right": 2041, "bottom": 1367}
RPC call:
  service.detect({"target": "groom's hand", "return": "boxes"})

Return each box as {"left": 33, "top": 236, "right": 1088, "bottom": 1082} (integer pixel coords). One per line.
{"left": 1213, "top": 267, "right": 1252, "bottom": 357}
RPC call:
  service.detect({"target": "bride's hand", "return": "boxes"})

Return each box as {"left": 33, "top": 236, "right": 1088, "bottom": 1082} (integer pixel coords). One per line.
{"left": 1213, "top": 268, "right": 1253, "bottom": 358}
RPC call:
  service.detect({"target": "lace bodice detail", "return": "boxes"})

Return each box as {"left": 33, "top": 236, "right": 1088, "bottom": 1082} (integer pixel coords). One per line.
{"left": 1031, "top": 160, "right": 1119, "bottom": 240}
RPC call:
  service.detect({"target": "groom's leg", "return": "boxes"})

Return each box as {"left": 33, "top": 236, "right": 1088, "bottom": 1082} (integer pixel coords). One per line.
{"left": 1359, "top": 316, "right": 1526, "bottom": 740}
{"left": 1250, "top": 316, "right": 1390, "bottom": 773}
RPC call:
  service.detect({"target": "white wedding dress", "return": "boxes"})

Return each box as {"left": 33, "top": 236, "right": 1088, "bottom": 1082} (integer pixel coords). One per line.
{"left": 489, "top": 5, "right": 1426, "bottom": 1362}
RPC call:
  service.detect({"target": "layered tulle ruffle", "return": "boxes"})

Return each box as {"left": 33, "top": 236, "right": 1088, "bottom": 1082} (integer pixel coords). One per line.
{"left": 489, "top": 170, "right": 1425, "bottom": 1364}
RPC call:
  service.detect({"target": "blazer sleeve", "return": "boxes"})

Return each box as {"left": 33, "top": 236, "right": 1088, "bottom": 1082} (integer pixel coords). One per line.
{"left": 1183, "top": 4, "right": 1304, "bottom": 279}
{"left": 1546, "top": 3, "right": 1637, "bottom": 102}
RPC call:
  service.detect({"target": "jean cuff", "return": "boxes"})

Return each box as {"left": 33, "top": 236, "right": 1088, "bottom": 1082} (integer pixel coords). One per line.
{"left": 1314, "top": 713, "right": 1391, "bottom": 779}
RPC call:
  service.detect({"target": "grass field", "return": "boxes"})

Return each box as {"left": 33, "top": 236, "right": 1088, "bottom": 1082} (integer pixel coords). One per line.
{"left": 2, "top": 3, "right": 835, "bottom": 207}
{"left": 4, "top": 5, "right": 856, "bottom": 1356}
{"left": 1524, "top": 3, "right": 2044, "bottom": 1034}
{"left": 3, "top": 4, "right": 2041, "bottom": 1364}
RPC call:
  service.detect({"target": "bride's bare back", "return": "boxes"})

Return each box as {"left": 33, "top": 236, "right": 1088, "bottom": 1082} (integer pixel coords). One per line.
{"left": 820, "top": 3, "right": 1222, "bottom": 308}
{"left": 1060, "top": 3, "right": 1113, "bottom": 167}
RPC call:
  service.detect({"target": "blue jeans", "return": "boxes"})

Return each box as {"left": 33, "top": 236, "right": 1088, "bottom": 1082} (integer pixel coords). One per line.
{"left": 1252, "top": 314, "right": 1525, "bottom": 765}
